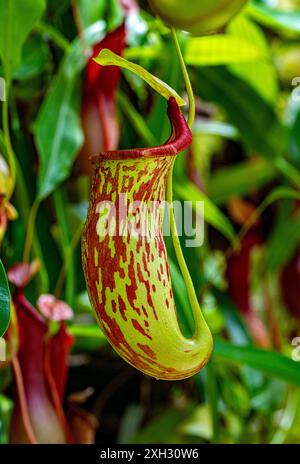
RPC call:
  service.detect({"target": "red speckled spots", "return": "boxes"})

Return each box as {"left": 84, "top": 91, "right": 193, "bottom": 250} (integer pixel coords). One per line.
{"left": 118, "top": 295, "right": 127, "bottom": 321}
{"left": 131, "top": 319, "right": 152, "bottom": 340}
{"left": 137, "top": 343, "right": 157, "bottom": 360}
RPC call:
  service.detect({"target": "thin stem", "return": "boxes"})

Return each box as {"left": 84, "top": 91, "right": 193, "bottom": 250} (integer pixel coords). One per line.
{"left": 0, "top": 117, "right": 48, "bottom": 291}
{"left": 53, "top": 189, "right": 75, "bottom": 306}
{"left": 167, "top": 27, "right": 207, "bottom": 337}
{"left": 167, "top": 165, "right": 207, "bottom": 336}
{"left": 2, "top": 84, "right": 16, "bottom": 199}
{"left": 23, "top": 198, "right": 40, "bottom": 263}
{"left": 71, "top": 0, "right": 90, "bottom": 57}
{"left": 170, "top": 28, "right": 195, "bottom": 129}
{"left": 15, "top": 161, "right": 49, "bottom": 292}
{"left": 54, "top": 222, "right": 83, "bottom": 299}
{"left": 206, "top": 361, "right": 220, "bottom": 444}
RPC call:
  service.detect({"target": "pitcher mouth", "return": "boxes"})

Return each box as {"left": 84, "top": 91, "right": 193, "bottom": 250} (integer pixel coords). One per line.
{"left": 90, "top": 97, "right": 192, "bottom": 164}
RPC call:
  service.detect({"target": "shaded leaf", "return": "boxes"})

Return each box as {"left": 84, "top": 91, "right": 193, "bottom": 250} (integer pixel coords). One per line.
{"left": 209, "top": 159, "right": 277, "bottom": 205}
{"left": 0, "top": 260, "right": 10, "bottom": 338}
{"left": 175, "top": 181, "right": 236, "bottom": 243}
{"left": 0, "top": 0, "right": 46, "bottom": 80}
{"left": 194, "top": 66, "right": 287, "bottom": 159}
{"left": 185, "top": 35, "right": 266, "bottom": 66}
{"left": 227, "top": 14, "right": 278, "bottom": 104}
{"left": 35, "top": 22, "right": 106, "bottom": 200}
{"left": 248, "top": 1, "right": 300, "bottom": 35}
{"left": 214, "top": 339, "right": 300, "bottom": 387}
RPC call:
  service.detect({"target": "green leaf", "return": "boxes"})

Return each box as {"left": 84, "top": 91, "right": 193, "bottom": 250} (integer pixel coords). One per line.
{"left": 248, "top": 1, "right": 300, "bottom": 35}
{"left": 69, "top": 323, "right": 108, "bottom": 352}
{"left": 0, "top": 260, "right": 10, "bottom": 338}
{"left": 290, "top": 106, "right": 300, "bottom": 167}
{"left": 0, "top": 0, "right": 46, "bottom": 81}
{"left": 194, "top": 66, "right": 287, "bottom": 159}
{"left": 227, "top": 14, "right": 278, "bottom": 104}
{"left": 13, "top": 34, "right": 51, "bottom": 81}
{"left": 274, "top": 158, "right": 300, "bottom": 187}
{"left": 185, "top": 35, "right": 266, "bottom": 66}
{"left": 209, "top": 158, "right": 277, "bottom": 205}
{"left": 147, "top": 41, "right": 183, "bottom": 144}
{"left": 35, "top": 22, "right": 106, "bottom": 201}
{"left": 130, "top": 408, "right": 192, "bottom": 444}
{"left": 214, "top": 339, "right": 300, "bottom": 387}
{"left": 193, "top": 120, "right": 239, "bottom": 140}
{"left": 0, "top": 394, "right": 13, "bottom": 444}
{"left": 174, "top": 181, "right": 236, "bottom": 243}
{"left": 69, "top": 324, "right": 107, "bottom": 340}
{"left": 94, "top": 48, "right": 186, "bottom": 107}
{"left": 169, "top": 257, "right": 193, "bottom": 338}
{"left": 117, "top": 91, "right": 157, "bottom": 146}
{"left": 262, "top": 186, "right": 300, "bottom": 207}
{"left": 266, "top": 212, "right": 300, "bottom": 272}
{"left": 239, "top": 187, "right": 300, "bottom": 244}
{"left": 77, "top": 0, "right": 107, "bottom": 29}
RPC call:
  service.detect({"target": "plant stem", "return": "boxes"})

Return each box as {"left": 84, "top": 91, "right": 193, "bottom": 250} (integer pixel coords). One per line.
{"left": 2, "top": 83, "right": 16, "bottom": 199}
{"left": 53, "top": 189, "right": 75, "bottom": 306}
{"left": 54, "top": 222, "right": 83, "bottom": 299}
{"left": 15, "top": 161, "right": 49, "bottom": 292}
{"left": 170, "top": 28, "right": 195, "bottom": 129}
{"left": 206, "top": 361, "right": 220, "bottom": 444}
{"left": 23, "top": 198, "right": 40, "bottom": 263}
{"left": 168, "top": 27, "right": 207, "bottom": 337}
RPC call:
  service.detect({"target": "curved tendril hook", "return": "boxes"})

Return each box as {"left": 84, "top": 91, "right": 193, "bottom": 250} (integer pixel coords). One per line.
{"left": 82, "top": 98, "right": 213, "bottom": 380}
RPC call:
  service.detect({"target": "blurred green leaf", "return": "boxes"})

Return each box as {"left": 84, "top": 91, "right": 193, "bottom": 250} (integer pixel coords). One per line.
{"left": 0, "top": 0, "right": 46, "bottom": 80}
{"left": 118, "top": 404, "right": 145, "bottom": 444}
{"left": 193, "top": 120, "right": 239, "bottom": 140}
{"left": 209, "top": 158, "right": 277, "bottom": 205}
{"left": 290, "top": 107, "right": 300, "bottom": 167}
{"left": 147, "top": 41, "right": 183, "bottom": 144}
{"left": 77, "top": 0, "right": 107, "bottom": 28}
{"left": 214, "top": 339, "right": 300, "bottom": 387}
{"left": 263, "top": 186, "right": 300, "bottom": 206}
{"left": 185, "top": 35, "right": 266, "bottom": 66}
{"left": 13, "top": 35, "right": 51, "bottom": 80}
{"left": 213, "top": 289, "right": 251, "bottom": 345}
{"left": 35, "top": 22, "right": 106, "bottom": 200}
{"left": 266, "top": 210, "right": 300, "bottom": 272}
{"left": 169, "top": 258, "right": 193, "bottom": 338}
{"left": 69, "top": 323, "right": 108, "bottom": 352}
{"left": 0, "top": 260, "right": 10, "bottom": 338}
{"left": 175, "top": 181, "right": 236, "bottom": 243}
{"left": 179, "top": 404, "right": 212, "bottom": 441}
{"left": 0, "top": 395, "right": 13, "bottom": 444}
{"left": 194, "top": 66, "right": 287, "bottom": 159}
{"left": 248, "top": 1, "right": 300, "bottom": 35}
{"left": 130, "top": 407, "right": 192, "bottom": 444}
{"left": 69, "top": 324, "right": 107, "bottom": 339}
{"left": 274, "top": 158, "right": 300, "bottom": 187}
{"left": 117, "top": 91, "right": 157, "bottom": 146}
{"left": 228, "top": 14, "right": 278, "bottom": 104}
